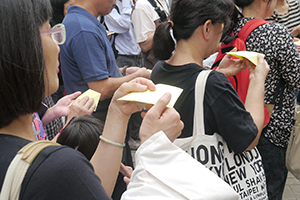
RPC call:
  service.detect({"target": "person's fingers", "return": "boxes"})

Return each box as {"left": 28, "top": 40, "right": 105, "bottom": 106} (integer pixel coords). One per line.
{"left": 77, "top": 96, "right": 90, "bottom": 104}
{"left": 119, "top": 163, "right": 126, "bottom": 176}
{"left": 116, "top": 83, "right": 147, "bottom": 101}
{"left": 230, "top": 47, "right": 237, "bottom": 52}
{"left": 129, "top": 77, "right": 156, "bottom": 91}
{"left": 69, "top": 91, "right": 82, "bottom": 99}
{"left": 119, "top": 163, "right": 132, "bottom": 178}
{"left": 89, "top": 104, "right": 96, "bottom": 113}
{"left": 158, "top": 108, "right": 184, "bottom": 141}
{"left": 83, "top": 97, "right": 94, "bottom": 108}
{"left": 123, "top": 177, "right": 130, "bottom": 185}
{"left": 146, "top": 93, "right": 171, "bottom": 120}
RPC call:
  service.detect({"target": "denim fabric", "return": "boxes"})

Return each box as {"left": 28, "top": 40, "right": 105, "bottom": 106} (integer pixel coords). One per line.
{"left": 257, "top": 134, "right": 288, "bottom": 200}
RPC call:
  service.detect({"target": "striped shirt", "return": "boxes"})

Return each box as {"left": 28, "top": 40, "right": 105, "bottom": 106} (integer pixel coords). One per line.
{"left": 265, "top": 0, "right": 300, "bottom": 32}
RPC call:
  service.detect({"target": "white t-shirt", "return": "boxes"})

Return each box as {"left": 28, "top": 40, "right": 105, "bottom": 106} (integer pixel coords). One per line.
{"left": 131, "top": 0, "right": 169, "bottom": 43}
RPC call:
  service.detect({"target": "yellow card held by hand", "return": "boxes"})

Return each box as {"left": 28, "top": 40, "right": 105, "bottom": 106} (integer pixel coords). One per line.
{"left": 117, "top": 84, "right": 183, "bottom": 108}
{"left": 77, "top": 89, "right": 101, "bottom": 111}
{"left": 226, "top": 51, "right": 265, "bottom": 66}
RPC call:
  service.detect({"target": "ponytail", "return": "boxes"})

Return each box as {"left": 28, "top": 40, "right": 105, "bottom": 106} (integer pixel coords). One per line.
{"left": 153, "top": 22, "right": 175, "bottom": 60}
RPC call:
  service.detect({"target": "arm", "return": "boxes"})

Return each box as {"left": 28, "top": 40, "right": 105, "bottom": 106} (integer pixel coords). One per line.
{"left": 291, "top": 24, "right": 300, "bottom": 38}
{"left": 131, "top": 5, "right": 157, "bottom": 52}
{"left": 71, "top": 31, "right": 150, "bottom": 100}
{"left": 87, "top": 67, "right": 150, "bottom": 100}
{"left": 244, "top": 55, "right": 270, "bottom": 150}
{"left": 138, "top": 32, "right": 155, "bottom": 52}
{"left": 90, "top": 77, "right": 156, "bottom": 196}
{"left": 41, "top": 92, "right": 83, "bottom": 125}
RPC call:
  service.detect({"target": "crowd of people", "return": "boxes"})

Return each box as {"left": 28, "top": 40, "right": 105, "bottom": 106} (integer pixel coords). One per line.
{"left": 0, "top": 0, "right": 300, "bottom": 199}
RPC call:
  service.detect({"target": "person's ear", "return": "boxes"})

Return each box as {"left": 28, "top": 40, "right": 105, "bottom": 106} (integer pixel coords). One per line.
{"left": 202, "top": 20, "right": 212, "bottom": 40}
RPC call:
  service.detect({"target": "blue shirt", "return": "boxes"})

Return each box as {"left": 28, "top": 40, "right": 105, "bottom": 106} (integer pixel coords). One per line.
{"left": 60, "top": 6, "right": 119, "bottom": 117}
{"left": 105, "top": 0, "right": 141, "bottom": 55}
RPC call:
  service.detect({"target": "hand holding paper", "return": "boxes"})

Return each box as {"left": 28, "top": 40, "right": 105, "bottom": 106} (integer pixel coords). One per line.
{"left": 118, "top": 84, "right": 183, "bottom": 108}
{"left": 76, "top": 89, "right": 101, "bottom": 111}
{"left": 226, "top": 51, "right": 265, "bottom": 66}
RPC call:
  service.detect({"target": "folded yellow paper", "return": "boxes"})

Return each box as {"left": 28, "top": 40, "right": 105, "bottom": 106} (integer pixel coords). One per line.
{"left": 77, "top": 89, "right": 101, "bottom": 111}
{"left": 118, "top": 84, "right": 183, "bottom": 108}
{"left": 107, "top": 31, "right": 115, "bottom": 36}
{"left": 226, "top": 51, "right": 265, "bottom": 66}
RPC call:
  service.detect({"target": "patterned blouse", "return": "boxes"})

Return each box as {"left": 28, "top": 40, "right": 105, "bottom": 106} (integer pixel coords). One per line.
{"left": 233, "top": 18, "right": 300, "bottom": 147}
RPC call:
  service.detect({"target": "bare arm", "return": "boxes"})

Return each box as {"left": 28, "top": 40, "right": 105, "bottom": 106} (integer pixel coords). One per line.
{"left": 90, "top": 78, "right": 155, "bottom": 196}
{"left": 88, "top": 68, "right": 150, "bottom": 100}
{"left": 245, "top": 55, "right": 270, "bottom": 150}
{"left": 291, "top": 24, "right": 300, "bottom": 38}
{"left": 41, "top": 92, "right": 82, "bottom": 125}
{"left": 138, "top": 32, "right": 155, "bottom": 52}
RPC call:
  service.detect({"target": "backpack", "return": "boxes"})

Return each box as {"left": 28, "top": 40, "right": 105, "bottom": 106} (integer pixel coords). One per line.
{"left": 212, "top": 18, "right": 271, "bottom": 125}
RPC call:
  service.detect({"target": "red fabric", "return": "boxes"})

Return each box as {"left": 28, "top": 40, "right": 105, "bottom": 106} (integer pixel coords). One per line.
{"left": 213, "top": 19, "right": 270, "bottom": 125}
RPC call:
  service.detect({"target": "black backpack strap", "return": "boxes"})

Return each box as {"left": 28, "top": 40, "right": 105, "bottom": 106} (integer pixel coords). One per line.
{"left": 101, "top": 6, "right": 120, "bottom": 59}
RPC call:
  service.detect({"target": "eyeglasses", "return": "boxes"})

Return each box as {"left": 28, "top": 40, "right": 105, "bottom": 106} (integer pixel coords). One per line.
{"left": 40, "top": 24, "right": 66, "bottom": 45}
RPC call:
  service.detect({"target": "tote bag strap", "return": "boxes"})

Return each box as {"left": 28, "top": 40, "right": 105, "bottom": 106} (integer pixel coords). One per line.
{"left": 192, "top": 69, "right": 212, "bottom": 136}
{"left": 0, "top": 141, "right": 60, "bottom": 200}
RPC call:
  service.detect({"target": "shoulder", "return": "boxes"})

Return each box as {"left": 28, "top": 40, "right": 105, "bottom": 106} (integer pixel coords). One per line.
{"left": 134, "top": 0, "right": 153, "bottom": 10}
{"left": 288, "top": 0, "right": 300, "bottom": 7}
{"left": 205, "top": 70, "right": 241, "bottom": 106}
{"left": 206, "top": 70, "right": 231, "bottom": 90}
{"left": 29, "top": 145, "right": 94, "bottom": 176}
{"left": 21, "top": 146, "right": 110, "bottom": 199}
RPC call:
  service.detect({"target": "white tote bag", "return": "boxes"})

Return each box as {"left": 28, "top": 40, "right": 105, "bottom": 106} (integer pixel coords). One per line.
{"left": 122, "top": 131, "right": 240, "bottom": 200}
{"left": 174, "top": 70, "right": 268, "bottom": 200}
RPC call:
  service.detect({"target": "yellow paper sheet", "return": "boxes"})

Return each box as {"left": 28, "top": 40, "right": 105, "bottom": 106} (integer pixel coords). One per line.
{"left": 77, "top": 89, "right": 101, "bottom": 111}
{"left": 107, "top": 31, "right": 115, "bottom": 36}
{"left": 295, "top": 40, "right": 300, "bottom": 46}
{"left": 226, "top": 51, "right": 265, "bottom": 66}
{"left": 118, "top": 84, "right": 183, "bottom": 108}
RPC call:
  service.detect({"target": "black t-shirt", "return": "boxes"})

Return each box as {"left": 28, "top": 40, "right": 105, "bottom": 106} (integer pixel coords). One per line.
{"left": 151, "top": 61, "right": 258, "bottom": 153}
{"left": 0, "top": 134, "right": 111, "bottom": 200}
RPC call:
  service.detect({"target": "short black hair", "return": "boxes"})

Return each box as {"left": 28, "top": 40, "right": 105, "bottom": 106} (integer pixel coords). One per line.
{"left": 0, "top": 0, "right": 51, "bottom": 128}
{"left": 57, "top": 115, "right": 104, "bottom": 160}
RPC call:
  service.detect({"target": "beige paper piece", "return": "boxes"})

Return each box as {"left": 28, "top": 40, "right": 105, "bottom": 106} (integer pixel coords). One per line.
{"left": 77, "top": 89, "right": 101, "bottom": 111}
{"left": 118, "top": 84, "right": 183, "bottom": 108}
{"left": 295, "top": 40, "right": 300, "bottom": 46}
{"left": 107, "top": 31, "right": 115, "bottom": 36}
{"left": 226, "top": 51, "right": 265, "bottom": 66}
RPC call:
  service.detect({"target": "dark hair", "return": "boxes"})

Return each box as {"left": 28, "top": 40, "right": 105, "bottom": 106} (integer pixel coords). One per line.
{"left": 229, "top": 0, "right": 273, "bottom": 32}
{"left": 50, "top": 0, "right": 69, "bottom": 26}
{"left": 57, "top": 115, "right": 104, "bottom": 160}
{"left": 0, "top": 0, "right": 51, "bottom": 128}
{"left": 235, "top": 0, "right": 254, "bottom": 8}
{"left": 153, "top": 0, "right": 235, "bottom": 60}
